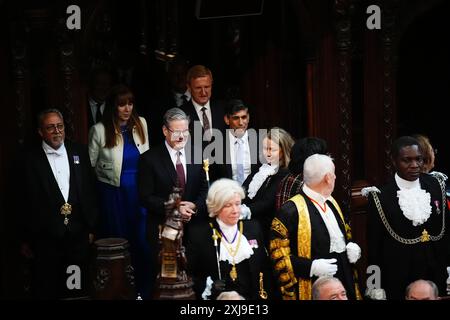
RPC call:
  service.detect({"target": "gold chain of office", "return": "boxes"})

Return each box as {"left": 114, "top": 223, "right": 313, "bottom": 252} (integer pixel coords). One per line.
{"left": 370, "top": 174, "right": 446, "bottom": 244}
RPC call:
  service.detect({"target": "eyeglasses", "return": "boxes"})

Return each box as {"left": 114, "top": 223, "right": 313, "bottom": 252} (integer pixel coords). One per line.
{"left": 166, "top": 126, "right": 190, "bottom": 138}
{"left": 44, "top": 123, "right": 65, "bottom": 133}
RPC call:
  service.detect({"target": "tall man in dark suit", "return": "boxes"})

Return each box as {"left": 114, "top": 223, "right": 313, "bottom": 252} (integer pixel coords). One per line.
{"left": 181, "top": 65, "right": 226, "bottom": 182}
{"left": 23, "top": 109, "right": 98, "bottom": 299}
{"left": 138, "top": 107, "right": 208, "bottom": 295}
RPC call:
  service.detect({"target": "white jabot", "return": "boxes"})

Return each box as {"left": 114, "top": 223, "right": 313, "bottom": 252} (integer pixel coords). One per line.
{"left": 165, "top": 141, "right": 187, "bottom": 181}
{"left": 247, "top": 163, "right": 278, "bottom": 199}
{"left": 42, "top": 141, "right": 70, "bottom": 202}
{"left": 303, "top": 184, "right": 346, "bottom": 253}
{"left": 216, "top": 218, "right": 254, "bottom": 265}
{"left": 395, "top": 174, "right": 432, "bottom": 226}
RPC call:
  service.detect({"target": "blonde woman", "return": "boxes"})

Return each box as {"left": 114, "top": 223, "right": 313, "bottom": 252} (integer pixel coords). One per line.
{"left": 241, "top": 127, "right": 294, "bottom": 246}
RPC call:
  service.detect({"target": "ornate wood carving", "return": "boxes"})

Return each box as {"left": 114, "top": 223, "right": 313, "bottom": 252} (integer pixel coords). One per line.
{"left": 57, "top": 19, "right": 75, "bottom": 140}
{"left": 139, "top": 0, "right": 148, "bottom": 56}
{"left": 10, "top": 22, "right": 28, "bottom": 146}
{"left": 334, "top": 0, "right": 354, "bottom": 213}
{"left": 381, "top": 1, "right": 399, "bottom": 179}
{"left": 154, "top": 187, "right": 195, "bottom": 300}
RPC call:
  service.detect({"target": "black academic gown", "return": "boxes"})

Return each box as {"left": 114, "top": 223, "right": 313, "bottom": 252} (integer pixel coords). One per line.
{"left": 273, "top": 190, "right": 357, "bottom": 300}
{"left": 186, "top": 219, "right": 270, "bottom": 300}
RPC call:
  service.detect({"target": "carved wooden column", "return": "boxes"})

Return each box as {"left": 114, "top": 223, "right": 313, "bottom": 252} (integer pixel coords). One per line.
{"left": 380, "top": 0, "right": 399, "bottom": 180}
{"left": 334, "top": 0, "right": 354, "bottom": 213}
{"left": 57, "top": 21, "right": 76, "bottom": 140}
{"left": 139, "top": 0, "right": 148, "bottom": 56}
{"left": 10, "top": 22, "right": 29, "bottom": 146}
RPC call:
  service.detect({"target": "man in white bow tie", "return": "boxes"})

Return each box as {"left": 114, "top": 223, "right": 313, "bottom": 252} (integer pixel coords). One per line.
{"left": 364, "top": 136, "right": 450, "bottom": 300}
{"left": 22, "top": 108, "right": 98, "bottom": 299}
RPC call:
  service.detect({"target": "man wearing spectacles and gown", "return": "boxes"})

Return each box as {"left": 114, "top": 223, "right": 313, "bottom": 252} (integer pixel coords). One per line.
{"left": 22, "top": 108, "right": 98, "bottom": 299}
{"left": 138, "top": 107, "right": 208, "bottom": 297}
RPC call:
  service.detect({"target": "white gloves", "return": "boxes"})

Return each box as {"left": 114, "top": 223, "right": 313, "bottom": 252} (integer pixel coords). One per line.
{"left": 346, "top": 242, "right": 361, "bottom": 264}
{"left": 365, "top": 288, "right": 386, "bottom": 300}
{"left": 240, "top": 204, "right": 252, "bottom": 220}
{"left": 310, "top": 258, "right": 338, "bottom": 277}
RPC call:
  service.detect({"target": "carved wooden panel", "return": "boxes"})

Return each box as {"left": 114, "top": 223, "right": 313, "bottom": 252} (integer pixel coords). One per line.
{"left": 334, "top": 0, "right": 354, "bottom": 213}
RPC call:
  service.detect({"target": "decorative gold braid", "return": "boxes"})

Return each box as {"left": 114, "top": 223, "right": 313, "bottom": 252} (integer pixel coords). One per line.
{"left": 270, "top": 217, "right": 298, "bottom": 299}
{"left": 271, "top": 218, "right": 288, "bottom": 238}
{"left": 371, "top": 191, "right": 446, "bottom": 244}
{"left": 290, "top": 195, "right": 312, "bottom": 300}
{"left": 209, "top": 221, "right": 244, "bottom": 282}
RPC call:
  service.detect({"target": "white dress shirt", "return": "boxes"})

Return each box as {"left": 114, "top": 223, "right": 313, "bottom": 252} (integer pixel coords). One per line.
{"left": 42, "top": 141, "right": 70, "bottom": 202}
{"left": 193, "top": 100, "right": 212, "bottom": 128}
{"left": 88, "top": 98, "right": 105, "bottom": 123}
{"left": 303, "top": 184, "right": 346, "bottom": 253}
{"left": 165, "top": 141, "right": 187, "bottom": 181}
{"left": 174, "top": 90, "right": 191, "bottom": 107}
{"left": 228, "top": 130, "right": 252, "bottom": 182}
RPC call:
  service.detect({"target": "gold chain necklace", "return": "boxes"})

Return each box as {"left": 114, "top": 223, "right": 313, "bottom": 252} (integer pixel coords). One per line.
{"left": 213, "top": 221, "right": 243, "bottom": 281}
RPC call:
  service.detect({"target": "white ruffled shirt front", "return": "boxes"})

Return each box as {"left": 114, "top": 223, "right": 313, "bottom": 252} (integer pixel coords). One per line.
{"left": 395, "top": 174, "right": 432, "bottom": 226}
{"left": 216, "top": 218, "right": 254, "bottom": 265}
{"left": 247, "top": 163, "right": 278, "bottom": 199}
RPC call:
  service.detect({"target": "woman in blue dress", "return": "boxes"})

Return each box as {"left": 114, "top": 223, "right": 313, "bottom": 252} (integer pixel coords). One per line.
{"left": 89, "top": 84, "right": 151, "bottom": 298}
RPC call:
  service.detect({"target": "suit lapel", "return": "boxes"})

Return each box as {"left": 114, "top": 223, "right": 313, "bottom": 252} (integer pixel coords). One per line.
{"left": 65, "top": 143, "right": 80, "bottom": 201}
{"left": 160, "top": 144, "right": 178, "bottom": 185}
{"left": 36, "top": 147, "right": 65, "bottom": 205}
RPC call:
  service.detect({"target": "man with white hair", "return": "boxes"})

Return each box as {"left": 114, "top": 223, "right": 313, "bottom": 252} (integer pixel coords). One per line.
{"left": 312, "top": 276, "right": 348, "bottom": 300}
{"left": 405, "top": 279, "right": 440, "bottom": 300}
{"left": 270, "top": 154, "right": 362, "bottom": 300}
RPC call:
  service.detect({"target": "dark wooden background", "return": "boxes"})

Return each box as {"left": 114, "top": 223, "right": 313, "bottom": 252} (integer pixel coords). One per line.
{"left": 1, "top": 0, "right": 449, "bottom": 298}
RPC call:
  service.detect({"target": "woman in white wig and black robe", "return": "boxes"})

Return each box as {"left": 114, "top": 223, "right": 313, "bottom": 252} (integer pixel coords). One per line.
{"left": 185, "top": 178, "right": 270, "bottom": 300}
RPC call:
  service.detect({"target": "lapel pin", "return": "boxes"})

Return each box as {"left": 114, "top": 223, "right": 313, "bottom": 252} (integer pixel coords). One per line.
{"left": 73, "top": 155, "right": 80, "bottom": 164}
{"left": 434, "top": 200, "right": 441, "bottom": 215}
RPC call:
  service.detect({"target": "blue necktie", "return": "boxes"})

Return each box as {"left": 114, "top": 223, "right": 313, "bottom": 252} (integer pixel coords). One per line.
{"left": 235, "top": 138, "right": 244, "bottom": 185}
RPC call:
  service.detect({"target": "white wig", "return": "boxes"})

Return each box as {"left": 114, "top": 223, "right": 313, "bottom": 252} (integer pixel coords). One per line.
{"left": 303, "top": 154, "right": 335, "bottom": 185}
{"left": 206, "top": 178, "right": 245, "bottom": 218}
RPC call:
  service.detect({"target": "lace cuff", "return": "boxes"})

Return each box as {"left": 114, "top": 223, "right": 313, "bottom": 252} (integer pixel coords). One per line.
{"left": 361, "top": 186, "right": 381, "bottom": 198}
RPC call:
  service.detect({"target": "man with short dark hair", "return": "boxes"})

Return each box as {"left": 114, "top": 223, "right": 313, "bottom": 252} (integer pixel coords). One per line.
{"left": 218, "top": 99, "right": 259, "bottom": 183}
{"left": 364, "top": 136, "right": 450, "bottom": 299}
